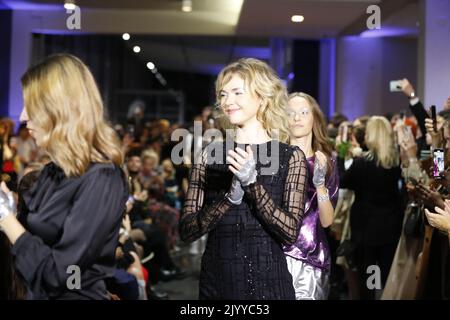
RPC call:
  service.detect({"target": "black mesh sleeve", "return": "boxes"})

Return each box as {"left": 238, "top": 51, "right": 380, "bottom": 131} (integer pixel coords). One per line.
{"left": 179, "top": 152, "right": 233, "bottom": 243}
{"left": 244, "top": 147, "right": 308, "bottom": 246}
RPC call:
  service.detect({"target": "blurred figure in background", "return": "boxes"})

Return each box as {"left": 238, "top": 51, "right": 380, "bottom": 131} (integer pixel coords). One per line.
{"left": 340, "top": 116, "right": 404, "bottom": 300}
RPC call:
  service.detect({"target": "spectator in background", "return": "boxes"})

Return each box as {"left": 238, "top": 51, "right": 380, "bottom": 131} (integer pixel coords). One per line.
{"left": 0, "top": 118, "right": 18, "bottom": 192}
{"left": 328, "top": 113, "right": 349, "bottom": 139}
{"left": 126, "top": 99, "right": 146, "bottom": 141}
{"left": 399, "top": 78, "right": 430, "bottom": 155}
{"left": 340, "top": 116, "right": 404, "bottom": 300}
{"left": 161, "top": 159, "right": 181, "bottom": 209}
{"left": 124, "top": 149, "right": 184, "bottom": 282}
{"left": 140, "top": 150, "right": 164, "bottom": 200}
{"left": 14, "top": 123, "right": 39, "bottom": 177}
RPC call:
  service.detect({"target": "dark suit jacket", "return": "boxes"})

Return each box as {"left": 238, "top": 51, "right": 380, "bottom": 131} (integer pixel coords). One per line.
{"left": 340, "top": 156, "right": 404, "bottom": 246}
{"left": 409, "top": 100, "right": 429, "bottom": 155}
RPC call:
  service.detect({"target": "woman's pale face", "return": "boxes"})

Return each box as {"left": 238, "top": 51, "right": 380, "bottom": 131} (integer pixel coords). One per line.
{"left": 142, "top": 158, "right": 156, "bottom": 173}
{"left": 162, "top": 161, "right": 173, "bottom": 173}
{"left": 287, "top": 96, "right": 314, "bottom": 139}
{"left": 19, "top": 107, "right": 43, "bottom": 146}
{"left": 219, "top": 75, "right": 261, "bottom": 127}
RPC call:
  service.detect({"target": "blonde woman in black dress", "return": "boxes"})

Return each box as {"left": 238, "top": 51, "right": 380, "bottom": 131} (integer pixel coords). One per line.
{"left": 179, "top": 58, "right": 308, "bottom": 299}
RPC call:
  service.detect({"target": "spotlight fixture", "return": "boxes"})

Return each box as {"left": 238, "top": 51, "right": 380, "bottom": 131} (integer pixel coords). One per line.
{"left": 122, "top": 33, "right": 130, "bottom": 41}
{"left": 133, "top": 46, "right": 141, "bottom": 53}
{"left": 64, "top": 0, "right": 76, "bottom": 10}
{"left": 291, "top": 15, "right": 304, "bottom": 23}
{"left": 146, "top": 62, "right": 155, "bottom": 70}
{"left": 182, "top": 0, "right": 192, "bottom": 12}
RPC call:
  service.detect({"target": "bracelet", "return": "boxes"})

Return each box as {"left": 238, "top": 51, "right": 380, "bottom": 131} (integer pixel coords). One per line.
{"left": 119, "top": 228, "right": 129, "bottom": 237}
{"left": 317, "top": 189, "right": 330, "bottom": 203}
{"left": 225, "top": 192, "right": 243, "bottom": 205}
{"left": 0, "top": 210, "right": 12, "bottom": 222}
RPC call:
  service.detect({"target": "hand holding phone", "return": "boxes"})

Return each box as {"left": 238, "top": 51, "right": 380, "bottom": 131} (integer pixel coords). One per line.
{"left": 430, "top": 105, "right": 437, "bottom": 132}
{"left": 409, "top": 177, "right": 419, "bottom": 186}
{"left": 433, "top": 148, "right": 445, "bottom": 179}
{"left": 400, "top": 111, "right": 406, "bottom": 124}
{"left": 342, "top": 124, "right": 348, "bottom": 143}
{"left": 390, "top": 80, "right": 403, "bottom": 92}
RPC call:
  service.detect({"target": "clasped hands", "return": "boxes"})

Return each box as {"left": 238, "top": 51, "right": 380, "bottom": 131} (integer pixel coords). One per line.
{"left": 225, "top": 146, "right": 257, "bottom": 205}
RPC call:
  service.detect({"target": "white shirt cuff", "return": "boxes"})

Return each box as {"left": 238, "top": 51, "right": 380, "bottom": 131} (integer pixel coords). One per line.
{"left": 409, "top": 97, "right": 420, "bottom": 106}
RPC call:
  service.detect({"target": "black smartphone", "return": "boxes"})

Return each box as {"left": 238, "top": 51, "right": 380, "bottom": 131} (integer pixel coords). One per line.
{"left": 409, "top": 177, "right": 419, "bottom": 186}
{"left": 430, "top": 105, "right": 437, "bottom": 132}
{"left": 400, "top": 110, "right": 406, "bottom": 124}
{"left": 433, "top": 148, "right": 445, "bottom": 179}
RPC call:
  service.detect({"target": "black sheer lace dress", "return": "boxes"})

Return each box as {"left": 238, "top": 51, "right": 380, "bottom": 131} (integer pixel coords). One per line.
{"left": 179, "top": 140, "right": 308, "bottom": 300}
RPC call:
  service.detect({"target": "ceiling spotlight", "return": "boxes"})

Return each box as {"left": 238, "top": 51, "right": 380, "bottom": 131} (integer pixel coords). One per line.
{"left": 64, "top": 0, "right": 76, "bottom": 10}
{"left": 122, "top": 33, "right": 130, "bottom": 41}
{"left": 182, "top": 0, "right": 192, "bottom": 12}
{"left": 291, "top": 15, "right": 305, "bottom": 23}
{"left": 133, "top": 46, "right": 141, "bottom": 53}
{"left": 146, "top": 62, "right": 155, "bottom": 70}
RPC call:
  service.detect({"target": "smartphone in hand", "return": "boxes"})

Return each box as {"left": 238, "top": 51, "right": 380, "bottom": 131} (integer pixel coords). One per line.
{"left": 399, "top": 110, "right": 406, "bottom": 124}
{"left": 409, "top": 177, "right": 419, "bottom": 186}
{"left": 433, "top": 148, "right": 445, "bottom": 179}
{"left": 390, "top": 80, "right": 402, "bottom": 92}
{"left": 430, "top": 105, "right": 437, "bottom": 132}
{"left": 342, "top": 124, "right": 348, "bottom": 143}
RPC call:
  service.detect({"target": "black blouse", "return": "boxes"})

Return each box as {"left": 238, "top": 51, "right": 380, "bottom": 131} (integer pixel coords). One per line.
{"left": 11, "top": 162, "right": 128, "bottom": 300}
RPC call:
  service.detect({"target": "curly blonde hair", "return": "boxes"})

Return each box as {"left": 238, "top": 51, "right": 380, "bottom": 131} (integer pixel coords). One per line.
{"left": 21, "top": 54, "right": 124, "bottom": 177}
{"left": 215, "top": 58, "right": 290, "bottom": 143}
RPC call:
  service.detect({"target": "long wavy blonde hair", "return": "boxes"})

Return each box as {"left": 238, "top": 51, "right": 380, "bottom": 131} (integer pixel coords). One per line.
{"left": 21, "top": 54, "right": 124, "bottom": 177}
{"left": 365, "top": 116, "right": 399, "bottom": 169}
{"left": 215, "top": 58, "right": 290, "bottom": 143}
